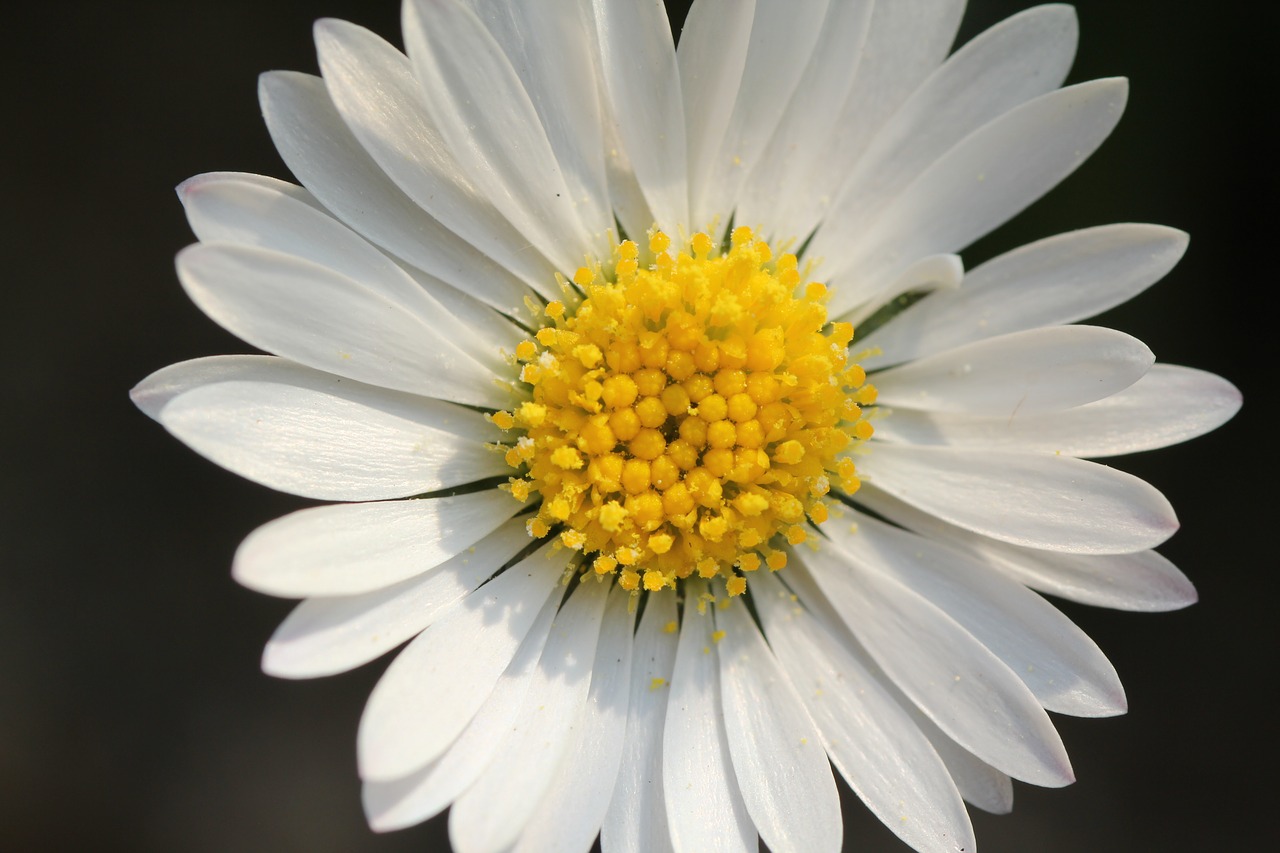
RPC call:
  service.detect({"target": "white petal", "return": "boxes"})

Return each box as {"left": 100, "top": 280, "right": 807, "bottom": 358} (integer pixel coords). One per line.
{"left": 311, "top": 21, "right": 561, "bottom": 296}
{"left": 678, "top": 0, "right": 755, "bottom": 231}
{"left": 571, "top": 0, "right": 652, "bottom": 243}
{"left": 601, "top": 592, "right": 679, "bottom": 853}
{"left": 800, "top": 546, "right": 1074, "bottom": 786}
{"left": 827, "top": 510, "right": 1126, "bottom": 717}
{"left": 859, "top": 443, "right": 1179, "bottom": 553}
{"left": 177, "top": 173, "right": 513, "bottom": 374}
{"left": 362, "top": 589, "right": 560, "bottom": 832}
{"left": 828, "top": 78, "right": 1129, "bottom": 294}
{"left": 664, "top": 581, "right": 755, "bottom": 853}
{"left": 394, "top": 260, "right": 526, "bottom": 374}
{"left": 181, "top": 172, "right": 519, "bottom": 368}
{"left": 1067, "top": 364, "right": 1241, "bottom": 456}
{"left": 871, "top": 363, "right": 1241, "bottom": 458}
{"left": 180, "top": 170, "right": 321, "bottom": 213}
{"left": 260, "top": 515, "right": 530, "bottom": 678}
{"left": 687, "top": 0, "right": 829, "bottom": 230}
{"left": 858, "top": 485, "right": 1199, "bottom": 612}
{"left": 599, "top": 85, "right": 656, "bottom": 248}
{"left": 510, "top": 584, "right": 635, "bottom": 853}
{"left": 717, "top": 597, "right": 841, "bottom": 853}
{"left": 357, "top": 546, "right": 567, "bottom": 782}
{"left": 591, "top": 0, "right": 688, "bottom": 233}
{"left": 401, "top": 0, "right": 603, "bottom": 272}
{"left": 176, "top": 243, "right": 504, "bottom": 408}
{"left": 817, "top": 4, "right": 1079, "bottom": 305}
{"left": 781, "top": 562, "right": 1013, "bottom": 816}
{"left": 860, "top": 224, "right": 1190, "bottom": 368}
{"left": 990, "top": 548, "right": 1197, "bottom": 612}
{"left": 460, "top": 0, "right": 613, "bottom": 250}
{"left": 751, "top": 570, "right": 974, "bottom": 853}
{"left": 843, "top": 253, "right": 963, "bottom": 328}
{"left": 873, "top": 325, "right": 1154, "bottom": 417}
{"left": 177, "top": 172, "right": 424, "bottom": 311}
{"left": 912, "top": 712, "right": 1015, "bottom": 815}
{"left": 234, "top": 490, "right": 518, "bottom": 597}
{"left": 258, "top": 70, "right": 539, "bottom": 317}
{"left": 449, "top": 578, "right": 610, "bottom": 853}
{"left": 774, "top": 0, "right": 965, "bottom": 240}
{"left": 737, "top": 0, "right": 874, "bottom": 237}
{"left": 132, "top": 356, "right": 506, "bottom": 501}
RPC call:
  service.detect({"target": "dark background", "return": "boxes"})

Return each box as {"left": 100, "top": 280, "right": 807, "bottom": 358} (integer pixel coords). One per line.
{"left": 3, "top": 1, "right": 1272, "bottom": 851}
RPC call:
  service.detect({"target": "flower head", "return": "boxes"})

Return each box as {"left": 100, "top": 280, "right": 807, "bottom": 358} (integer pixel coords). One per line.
{"left": 133, "top": 2, "right": 1240, "bottom": 851}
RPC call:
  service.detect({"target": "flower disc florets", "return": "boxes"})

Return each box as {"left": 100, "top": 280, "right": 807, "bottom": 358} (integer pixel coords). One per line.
{"left": 492, "top": 226, "right": 876, "bottom": 596}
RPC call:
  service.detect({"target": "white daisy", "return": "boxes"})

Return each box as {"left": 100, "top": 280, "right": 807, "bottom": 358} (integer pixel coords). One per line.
{"left": 132, "top": 1, "right": 1241, "bottom": 852}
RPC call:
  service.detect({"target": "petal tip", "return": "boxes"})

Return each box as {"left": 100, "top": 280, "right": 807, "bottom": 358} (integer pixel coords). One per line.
{"left": 312, "top": 16, "right": 348, "bottom": 49}
{"left": 175, "top": 175, "right": 201, "bottom": 200}
{"left": 259, "top": 644, "right": 296, "bottom": 679}
{"left": 129, "top": 371, "right": 170, "bottom": 421}
{"left": 230, "top": 534, "right": 273, "bottom": 594}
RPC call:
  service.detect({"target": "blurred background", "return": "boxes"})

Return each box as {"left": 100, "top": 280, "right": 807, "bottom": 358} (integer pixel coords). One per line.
{"left": 3, "top": 1, "right": 1271, "bottom": 850}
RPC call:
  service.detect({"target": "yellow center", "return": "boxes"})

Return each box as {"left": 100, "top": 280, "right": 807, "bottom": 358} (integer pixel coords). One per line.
{"left": 491, "top": 226, "right": 876, "bottom": 597}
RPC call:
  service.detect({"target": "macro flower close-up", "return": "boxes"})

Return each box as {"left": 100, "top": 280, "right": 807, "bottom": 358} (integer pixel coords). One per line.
{"left": 120, "top": 1, "right": 1244, "bottom": 851}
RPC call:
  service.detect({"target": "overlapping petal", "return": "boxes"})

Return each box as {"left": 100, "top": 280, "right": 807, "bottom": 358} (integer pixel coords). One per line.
{"left": 872, "top": 363, "right": 1241, "bottom": 457}
{"left": 358, "top": 546, "right": 568, "bottom": 782}
{"left": 178, "top": 171, "right": 522, "bottom": 371}
{"left": 775, "top": 0, "right": 966, "bottom": 238}
{"left": 459, "top": 0, "right": 614, "bottom": 254}
{"left": 506, "top": 585, "right": 635, "bottom": 853}
{"left": 401, "top": 0, "right": 608, "bottom": 273}
{"left": 824, "top": 510, "right": 1126, "bottom": 717}
{"left": 717, "top": 596, "right": 842, "bottom": 853}
{"left": 858, "top": 443, "right": 1179, "bottom": 554}
{"left": 801, "top": 545, "right": 1075, "bottom": 787}
{"left": 751, "top": 570, "right": 976, "bottom": 853}
{"left": 448, "top": 578, "right": 610, "bottom": 853}
{"left": 234, "top": 489, "right": 519, "bottom": 597}
{"left": 313, "top": 18, "right": 563, "bottom": 295}
{"left": 818, "top": 3, "right": 1080, "bottom": 315}
{"left": 591, "top": 0, "right": 688, "bottom": 233}
{"left": 859, "top": 485, "right": 1200, "bottom": 612}
{"left": 258, "top": 515, "right": 529, "bottom": 678}
{"left": 361, "top": 591, "right": 560, "bottom": 831}
{"left": 601, "top": 592, "right": 678, "bottom": 853}
{"left": 860, "top": 223, "right": 1190, "bottom": 368}
{"left": 132, "top": 356, "right": 506, "bottom": 501}
{"left": 824, "top": 77, "right": 1130, "bottom": 300}
{"left": 663, "top": 582, "right": 755, "bottom": 853}
{"left": 258, "top": 69, "right": 541, "bottom": 316}
{"left": 873, "top": 325, "right": 1154, "bottom": 417}
{"left": 176, "top": 243, "right": 505, "bottom": 407}
{"left": 684, "top": 0, "right": 828, "bottom": 229}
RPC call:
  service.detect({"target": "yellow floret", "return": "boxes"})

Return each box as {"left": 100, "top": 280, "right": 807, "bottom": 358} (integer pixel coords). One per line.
{"left": 551, "top": 446, "right": 584, "bottom": 470}
{"left": 497, "top": 230, "right": 872, "bottom": 597}
{"left": 598, "top": 500, "right": 628, "bottom": 532}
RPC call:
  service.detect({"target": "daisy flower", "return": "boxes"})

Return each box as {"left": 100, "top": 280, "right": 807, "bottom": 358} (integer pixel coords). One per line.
{"left": 132, "top": 1, "right": 1241, "bottom": 851}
